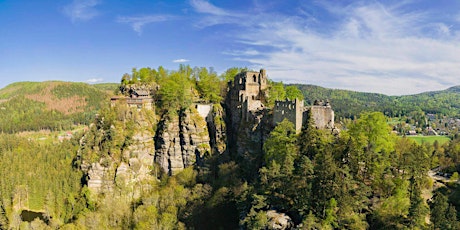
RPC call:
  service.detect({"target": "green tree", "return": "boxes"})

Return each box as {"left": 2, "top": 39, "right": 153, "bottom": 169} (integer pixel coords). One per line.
{"left": 285, "top": 85, "right": 304, "bottom": 101}
{"left": 348, "top": 112, "right": 395, "bottom": 184}
{"left": 241, "top": 194, "right": 269, "bottom": 229}
{"left": 138, "top": 67, "right": 155, "bottom": 83}
{"left": 430, "top": 190, "right": 459, "bottom": 230}
{"left": 121, "top": 73, "right": 131, "bottom": 85}
{"left": 259, "top": 119, "right": 299, "bottom": 212}
{"left": 158, "top": 72, "right": 194, "bottom": 112}
{"left": 311, "top": 150, "right": 338, "bottom": 218}
{"left": 194, "top": 67, "right": 222, "bottom": 103}
{"left": 322, "top": 198, "right": 338, "bottom": 229}
{"left": 262, "top": 119, "right": 298, "bottom": 175}
{"left": 298, "top": 110, "right": 330, "bottom": 160}
{"left": 451, "top": 172, "right": 459, "bottom": 182}
{"left": 220, "top": 67, "right": 246, "bottom": 83}
{"left": 267, "top": 81, "right": 286, "bottom": 107}
{"left": 407, "top": 182, "right": 427, "bottom": 229}
{"left": 131, "top": 67, "right": 139, "bottom": 83}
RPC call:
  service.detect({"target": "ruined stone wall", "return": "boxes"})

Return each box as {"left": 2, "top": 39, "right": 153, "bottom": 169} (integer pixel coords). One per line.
{"left": 308, "top": 106, "right": 334, "bottom": 129}
{"left": 231, "top": 69, "right": 267, "bottom": 103}
{"left": 244, "top": 70, "right": 267, "bottom": 98}
{"left": 273, "top": 99, "right": 304, "bottom": 132}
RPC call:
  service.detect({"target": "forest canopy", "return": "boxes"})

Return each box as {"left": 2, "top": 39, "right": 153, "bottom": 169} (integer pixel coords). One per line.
{"left": 1, "top": 65, "right": 460, "bottom": 229}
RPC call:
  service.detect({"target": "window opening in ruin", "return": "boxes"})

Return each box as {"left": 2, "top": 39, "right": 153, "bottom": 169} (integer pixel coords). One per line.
{"left": 253, "top": 75, "right": 257, "bottom": 82}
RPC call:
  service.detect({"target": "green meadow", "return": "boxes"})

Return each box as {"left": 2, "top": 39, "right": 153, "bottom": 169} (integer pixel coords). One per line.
{"left": 407, "top": 135, "right": 451, "bottom": 145}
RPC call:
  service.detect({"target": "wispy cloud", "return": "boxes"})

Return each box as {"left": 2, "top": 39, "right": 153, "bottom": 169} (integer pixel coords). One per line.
{"left": 189, "top": 0, "right": 230, "bottom": 16}
{"left": 86, "top": 78, "right": 103, "bottom": 83}
{"left": 117, "top": 15, "right": 173, "bottom": 35}
{"left": 189, "top": 0, "right": 245, "bottom": 28}
{"left": 223, "top": 49, "right": 260, "bottom": 56}
{"left": 63, "top": 0, "right": 101, "bottom": 22}
{"left": 202, "top": 1, "right": 460, "bottom": 95}
{"left": 173, "top": 59, "right": 190, "bottom": 63}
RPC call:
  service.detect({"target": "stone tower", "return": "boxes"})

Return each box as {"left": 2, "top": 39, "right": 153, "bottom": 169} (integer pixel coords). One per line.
{"left": 228, "top": 69, "right": 268, "bottom": 122}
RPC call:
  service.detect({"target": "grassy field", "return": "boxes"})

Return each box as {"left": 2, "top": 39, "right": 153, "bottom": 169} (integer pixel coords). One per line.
{"left": 407, "top": 135, "right": 451, "bottom": 145}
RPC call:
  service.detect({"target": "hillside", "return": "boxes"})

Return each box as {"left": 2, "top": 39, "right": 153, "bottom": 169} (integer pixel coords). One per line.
{"left": 0, "top": 81, "right": 113, "bottom": 133}
{"left": 295, "top": 84, "right": 460, "bottom": 118}
{"left": 1, "top": 68, "right": 460, "bottom": 229}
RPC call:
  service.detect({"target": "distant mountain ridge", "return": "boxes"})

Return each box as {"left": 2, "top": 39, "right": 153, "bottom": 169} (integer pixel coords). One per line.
{"left": 295, "top": 84, "right": 460, "bottom": 118}
{"left": 0, "top": 81, "right": 118, "bottom": 133}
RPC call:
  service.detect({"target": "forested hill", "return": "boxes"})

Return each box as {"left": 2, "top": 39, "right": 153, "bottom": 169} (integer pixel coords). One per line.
{"left": 296, "top": 84, "right": 460, "bottom": 118}
{"left": 0, "top": 81, "right": 117, "bottom": 133}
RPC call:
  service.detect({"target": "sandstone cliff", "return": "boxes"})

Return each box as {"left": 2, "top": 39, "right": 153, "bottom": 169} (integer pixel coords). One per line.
{"left": 154, "top": 108, "right": 211, "bottom": 175}
{"left": 80, "top": 103, "right": 226, "bottom": 194}
{"left": 79, "top": 109, "right": 157, "bottom": 196}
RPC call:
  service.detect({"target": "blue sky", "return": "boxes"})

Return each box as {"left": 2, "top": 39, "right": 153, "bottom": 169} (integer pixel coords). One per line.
{"left": 1, "top": 0, "right": 460, "bottom": 95}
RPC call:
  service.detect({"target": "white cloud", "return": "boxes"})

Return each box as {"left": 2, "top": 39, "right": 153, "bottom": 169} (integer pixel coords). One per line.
{"left": 189, "top": 0, "right": 246, "bottom": 28}
{"left": 223, "top": 49, "right": 260, "bottom": 56}
{"left": 212, "top": 1, "right": 460, "bottom": 95}
{"left": 173, "top": 59, "right": 190, "bottom": 63}
{"left": 189, "top": 0, "right": 230, "bottom": 16}
{"left": 117, "top": 15, "right": 172, "bottom": 35}
{"left": 63, "top": 0, "right": 101, "bottom": 22}
{"left": 86, "top": 78, "right": 103, "bottom": 83}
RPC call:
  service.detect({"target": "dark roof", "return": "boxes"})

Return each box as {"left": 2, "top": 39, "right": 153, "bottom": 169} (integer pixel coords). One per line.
{"left": 133, "top": 90, "right": 150, "bottom": 96}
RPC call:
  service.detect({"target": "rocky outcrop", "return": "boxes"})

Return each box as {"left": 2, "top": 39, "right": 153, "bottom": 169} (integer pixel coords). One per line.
{"left": 154, "top": 107, "right": 212, "bottom": 175}
{"left": 266, "top": 210, "right": 294, "bottom": 230}
{"left": 86, "top": 162, "right": 113, "bottom": 192}
{"left": 81, "top": 102, "right": 227, "bottom": 193}
{"left": 81, "top": 110, "right": 156, "bottom": 195}
{"left": 208, "top": 104, "right": 227, "bottom": 155}
{"left": 115, "top": 130, "right": 156, "bottom": 195}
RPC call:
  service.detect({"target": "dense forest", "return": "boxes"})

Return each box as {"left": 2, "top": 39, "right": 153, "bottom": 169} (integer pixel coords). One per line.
{"left": 0, "top": 81, "right": 113, "bottom": 133}
{"left": 296, "top": 84, "right": 460, "bottom": 119}
{"left": 1, "top": 66, "right": 460, "bottom": 229}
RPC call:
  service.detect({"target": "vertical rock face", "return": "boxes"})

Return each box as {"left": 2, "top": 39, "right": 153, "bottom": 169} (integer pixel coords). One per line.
{"left": 86, "top": 162, "right": 113, "bottom": 192}
{"left": 154, "top": 108, "right": 212, "bottom": 175}
{"left": 155, "top": 115, "right": 182, "bottom": 175}
{"left": 81, "top": 110, "right": 156, "bottom": 195}
{"left": 116, "top": 130, "right": 156, "bottom": 192}
{"left": 81, "top": 103, "right": 227, "bottom": 193}
{"left": 208, "top": 104, "right": 227, "bottom": 155}
{"left": 225, "top": 69, "right": 271, "bottom": 159}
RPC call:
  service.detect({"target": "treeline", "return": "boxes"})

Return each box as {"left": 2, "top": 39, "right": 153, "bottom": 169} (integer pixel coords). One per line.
{"left": 120, "top": 65, "right": 232, "bottom": 110}
{"left": 5, "top": 66, "right": 460, "bottom": 229}
{"left": 0, "top": 134, "right": 85, "bottom": 229}
{"left": 0, "top": 82, "right": 110, "bottom": 133}
{"left": 120, "top": 65, "right": 305, "bottom": 113}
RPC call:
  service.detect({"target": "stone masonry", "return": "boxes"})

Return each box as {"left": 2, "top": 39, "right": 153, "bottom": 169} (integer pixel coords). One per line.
{"left": 273, "top": 99, "right": 334, "bottom": 133}
{"left": 228, "top": 69, "right": 334, "bottom": 133}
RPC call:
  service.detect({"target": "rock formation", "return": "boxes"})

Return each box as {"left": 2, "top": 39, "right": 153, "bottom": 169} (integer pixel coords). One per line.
{"left": 81, "top": 68, "right": 332, "bottom": 195}
{"left": 154, "top": 107, "right": 211, "bottom": 175}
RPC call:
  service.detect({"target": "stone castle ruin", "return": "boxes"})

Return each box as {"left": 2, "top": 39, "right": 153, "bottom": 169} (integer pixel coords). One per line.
{"left": 229, "top": 69, "right": 334, "bottom": 132}
{"left": 273, "top": 99, "right": 334, "bottom": 133}
{"left": 111, "top": 69, "right": 334, "bottom": 133}
{"left": 228, "top": 69, "right": 268, "bottom": 123}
